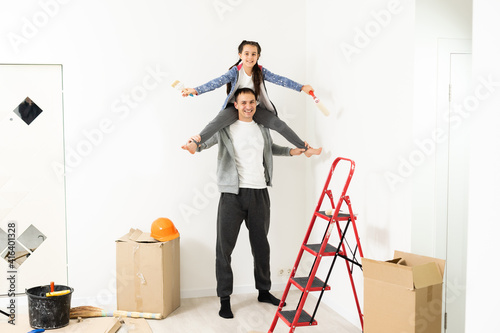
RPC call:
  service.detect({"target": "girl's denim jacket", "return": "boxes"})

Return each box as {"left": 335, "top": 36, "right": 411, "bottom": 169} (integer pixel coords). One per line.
{"left": 194, "top": 64, "right": 303, "bottom": 114}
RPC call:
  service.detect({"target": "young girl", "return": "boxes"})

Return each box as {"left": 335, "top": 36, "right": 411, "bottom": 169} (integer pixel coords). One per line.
{"left": 181, "top": 40, "right": 322, "bottom": 157}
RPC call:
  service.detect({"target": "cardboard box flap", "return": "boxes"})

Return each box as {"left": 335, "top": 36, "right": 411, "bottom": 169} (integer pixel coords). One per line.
{"left": 134, "top": 232, "right": 157, "bottom": 243}
{"left": 394, "top": 250, "right": 446, "bottom": 278}
{"left": 116, "top": 228, "right": 158, "bottom": 243}
{"left": 413, "top": 261, "right": 443, "bottom": 289}
{"left": 386, "top": 258, "right": 403, "bottom": 264}
{"left": 362, "top": 257, "right": 414, "bottom": 289}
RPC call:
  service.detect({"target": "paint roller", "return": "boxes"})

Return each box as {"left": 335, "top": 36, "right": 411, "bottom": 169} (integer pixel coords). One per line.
{"left": 70, "top": 306, "right": 162, "bottom": 319}
{"left": 308, "top": 91, "right": 330, "bottom": 116}
{"left": 171, "top": 80, "right": 194, "bottom": 96}
{"left": 45, "top": 281, "right": 71, "bottom": 297}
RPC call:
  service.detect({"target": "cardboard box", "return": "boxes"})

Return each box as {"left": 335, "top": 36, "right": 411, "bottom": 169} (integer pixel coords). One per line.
{"left": 362, "top": 251, "right": 445, "bottom": 333}
{"left": 116, "top": 228, "right": 180, "bottom": 318}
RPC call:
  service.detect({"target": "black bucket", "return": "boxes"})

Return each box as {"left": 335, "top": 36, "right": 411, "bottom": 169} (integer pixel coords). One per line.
{"left": 26, "top": 285, "right": 74, "bottom": 329}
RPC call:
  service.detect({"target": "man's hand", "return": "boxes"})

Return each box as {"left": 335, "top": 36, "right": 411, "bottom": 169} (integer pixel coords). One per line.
{"left": 290, "top": 148, "right": 305, "bottom": 156}
{"left": 181, "top": 134, "right": 201, "bottom": 154}
{"left": 189, "top": 135, "right": 201, "bottom": 143}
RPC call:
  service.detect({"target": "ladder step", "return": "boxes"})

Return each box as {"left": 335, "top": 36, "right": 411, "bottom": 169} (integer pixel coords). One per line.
{"left": 304, "top": 243, "right": 342, "bottom": 256}
{"left": 291, "top": 276, "right": 331, "bottom": 292}
{"left": 316, "top": 210, "right": 352, "bottom": 220}
{"left": 278, "top": 310, "right": 318, "bottom": 327}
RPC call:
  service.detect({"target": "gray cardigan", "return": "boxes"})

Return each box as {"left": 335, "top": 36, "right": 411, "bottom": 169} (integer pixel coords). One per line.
{"left": 197, "top": 123, "right": 292, "bottom": 194}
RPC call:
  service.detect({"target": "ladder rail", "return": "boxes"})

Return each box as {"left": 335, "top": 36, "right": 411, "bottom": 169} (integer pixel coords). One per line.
{"left": 332, "top": 195, "right": 364, "bottom": 326}
{"left": 330, "top": 158, "right": 356, "bottom": 204}
{"left": 325, "top": 190, "right": 335, "bottom": 210}
{"left": 334, "top": 212, "right": 364, "bottom": 327}
{"left": 345, "top": 196, "right": 364, "bottom": 258}
{"left": 341, "top": 196, "right": 364, "bottom": 325}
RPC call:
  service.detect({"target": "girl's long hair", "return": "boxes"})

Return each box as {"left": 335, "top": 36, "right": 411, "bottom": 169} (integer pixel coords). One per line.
{"left": 226, "top": 40, "right": 263, "bottom": 99}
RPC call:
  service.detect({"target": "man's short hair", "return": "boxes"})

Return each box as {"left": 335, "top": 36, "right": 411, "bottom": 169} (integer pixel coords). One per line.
{"left": 234, "top": 88, "right": 256, "bottom": 102}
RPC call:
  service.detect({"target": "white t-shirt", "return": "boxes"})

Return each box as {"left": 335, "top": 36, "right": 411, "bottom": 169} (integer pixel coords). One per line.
{"left": 229, "top": 120, "right": 266, "bottom": 189}
{"left": 239, "top": 70, "right": 255, "bottom": 91}
{"left": 229, "top": 70, "right": 256, "bottom": 104}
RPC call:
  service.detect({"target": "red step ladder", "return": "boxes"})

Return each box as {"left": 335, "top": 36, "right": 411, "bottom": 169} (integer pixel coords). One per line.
{"left": 268, "top": 157, "right": 364, "bottom": 332}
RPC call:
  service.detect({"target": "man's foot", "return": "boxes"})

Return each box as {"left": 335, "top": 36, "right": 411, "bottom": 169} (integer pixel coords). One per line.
{"left": 304, "top": 146, "right": 322, "bottom": 157}
{"left": 258, "top": 290, "right": 285, "bottom": 306}
{"left": 219, "top": 297, "right": 233, "bottom": 319}
{"left": 181, "top": 140, "right": 198, "bottom": 154}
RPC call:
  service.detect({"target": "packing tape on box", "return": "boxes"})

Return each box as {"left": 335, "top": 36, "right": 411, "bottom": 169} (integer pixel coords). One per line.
{"left": 136, "top": 272, "right": 146, "bottom": 285}
{"left": 134, "top": 247, "right": 144, "bottom": 311}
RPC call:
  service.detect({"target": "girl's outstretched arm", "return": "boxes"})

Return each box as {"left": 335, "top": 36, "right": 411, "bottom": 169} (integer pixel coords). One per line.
{"left": 261, "top": 67, "right": 303, "bottom": 91}
{"left": 193, "top": 67, "right": 238, "bottom": 96}
{"left": 262, "top": 67, "right": 315, "bottom": 95}
{"left": 178, "top": 67, "right": 237, "bottom": 98}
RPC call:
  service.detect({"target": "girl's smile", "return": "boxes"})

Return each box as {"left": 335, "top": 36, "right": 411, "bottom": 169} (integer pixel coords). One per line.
{"left": 239, "top": 45, "right": 259, "bottom": 73}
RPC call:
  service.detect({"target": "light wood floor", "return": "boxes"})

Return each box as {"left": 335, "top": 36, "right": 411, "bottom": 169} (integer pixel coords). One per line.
{"left": 148, "top": 291, "right": 361, "bottom": 333}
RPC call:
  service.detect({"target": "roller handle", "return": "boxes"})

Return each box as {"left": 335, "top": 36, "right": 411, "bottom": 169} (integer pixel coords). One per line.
{"left": 46, "top": 290, "right": 71, "bottom": 297}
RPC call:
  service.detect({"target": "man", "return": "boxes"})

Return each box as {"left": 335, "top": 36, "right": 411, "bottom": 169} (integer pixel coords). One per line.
{"left": 184, "top": 88, "right": 304, "bottom": 318}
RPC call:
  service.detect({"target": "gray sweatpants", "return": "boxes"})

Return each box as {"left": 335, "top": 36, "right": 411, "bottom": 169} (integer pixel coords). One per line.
{"left": 199, "top": 105, "right": 307, "bottom": 150}
{"left": 216, "top": 188, "right": 272, "bottom": 298}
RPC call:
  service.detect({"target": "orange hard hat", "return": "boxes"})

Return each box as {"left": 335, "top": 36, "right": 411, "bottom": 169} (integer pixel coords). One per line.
{"left": 151, "top": 218, "right": 179, "bottom": 242}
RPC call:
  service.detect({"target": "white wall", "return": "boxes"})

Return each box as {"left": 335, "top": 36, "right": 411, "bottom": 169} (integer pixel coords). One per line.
{"left": 305, "top": 0, "right": 415, "bottom": 327}
{"left": 466, "top": 1, "right": 500, "bottom": 331}
{"left": 0, "top": 0, "right": 308, "bottom": 306}
{"left": 412, "top": 0, "right": 472, "bottom": 260}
